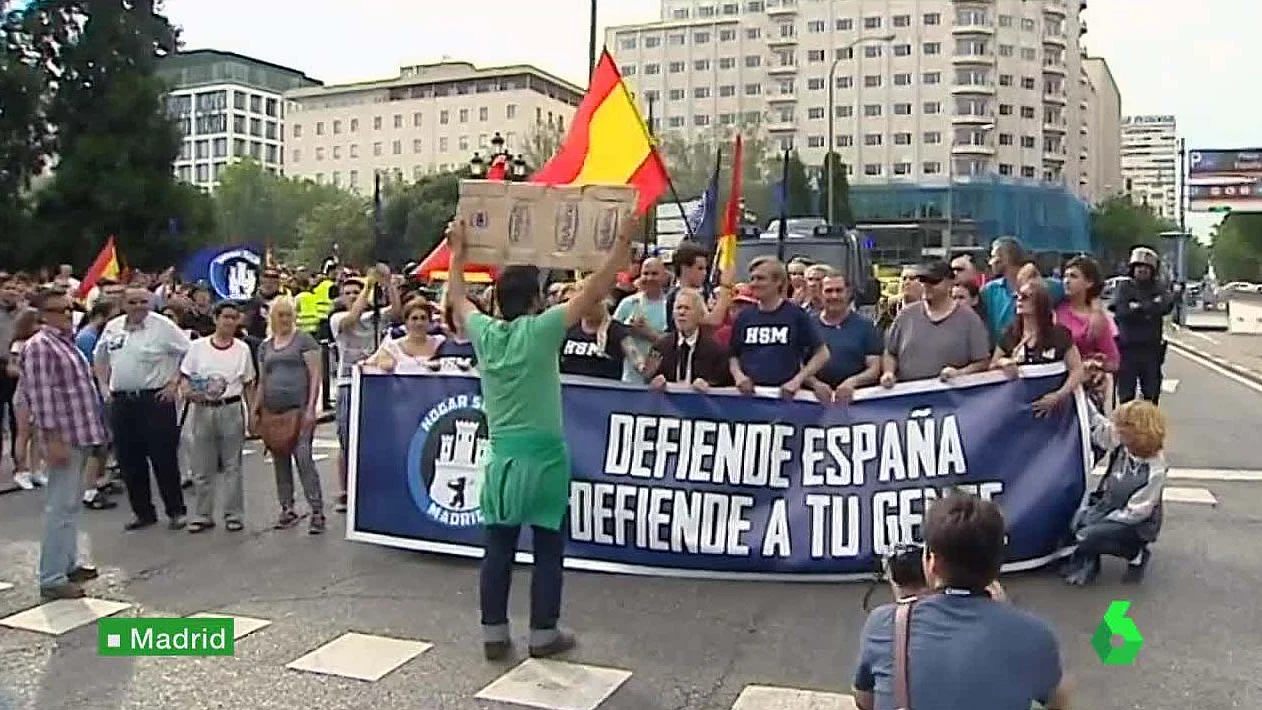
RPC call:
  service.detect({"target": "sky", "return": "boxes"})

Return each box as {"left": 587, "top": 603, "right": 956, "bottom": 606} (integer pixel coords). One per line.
{"left": 164, "top": 0, "right": 1257, "bottom": 239}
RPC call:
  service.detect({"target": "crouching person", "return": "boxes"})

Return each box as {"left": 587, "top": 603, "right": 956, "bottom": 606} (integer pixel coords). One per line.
{"left": 1063, "top": 399, "right": 1166, "bottom": 586}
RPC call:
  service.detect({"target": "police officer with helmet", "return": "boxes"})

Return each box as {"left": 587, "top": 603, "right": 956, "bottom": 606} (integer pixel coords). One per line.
{"left": 1110, "top": 247, "right": 1175, "bottom": 404}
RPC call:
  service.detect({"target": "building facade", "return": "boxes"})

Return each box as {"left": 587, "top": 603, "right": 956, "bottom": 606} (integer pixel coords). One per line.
{"left": 1121, "top": 114, "right": 1179, "bottom": 220}
{"left": 157, "top": 50, "right": 322, "bottom": 190}
{"left": 283, "top": 61, "right": 583, "bottom": 192}
{"left": 1082, "top": 56, "right": 1122, "bottom": 202}
{"left": 606, "top": 0, "right": 1101, "bottom": 251}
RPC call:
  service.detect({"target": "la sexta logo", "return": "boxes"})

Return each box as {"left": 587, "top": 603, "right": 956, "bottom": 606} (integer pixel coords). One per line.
{"left": 406, "top": 394, "right": 487, "bottom": 528}
{"left": 208, "top": 248, "right": 261, "bottom": 301}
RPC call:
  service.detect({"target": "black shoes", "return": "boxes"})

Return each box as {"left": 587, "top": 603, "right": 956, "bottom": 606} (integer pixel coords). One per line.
{"left": 484, "top": 641, "right": 512, "bottom": 661}
{"left": 1122, "top": 547, "right": 1152, "bottom": 583}
{"left": 124, "top": 518, "right": 157, "bottom": 531}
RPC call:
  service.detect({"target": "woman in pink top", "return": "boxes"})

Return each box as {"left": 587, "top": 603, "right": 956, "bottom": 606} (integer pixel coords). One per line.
{"left": 1056, "top": 256, "right": 1119, "bottom": 408}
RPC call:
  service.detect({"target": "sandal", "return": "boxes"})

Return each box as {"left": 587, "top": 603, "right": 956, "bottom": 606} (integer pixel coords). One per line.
{"left": 273, "top": 508, "right": 302, "bottom": 530}
{"left": 225, "top": 520, "right": 244, "bottom": 532}
{"left": 309, "top": 513, "right": 326, "bottom": 535}
{"left": 188, "top": 521, "right": 215, "bottom": 534}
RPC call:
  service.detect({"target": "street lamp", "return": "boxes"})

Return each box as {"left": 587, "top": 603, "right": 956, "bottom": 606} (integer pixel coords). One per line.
{"left": 826, "top": 33, "right": 896, "bottom": 226}
{"left": 468, "top": 131, "right": 529, "bottom": 181}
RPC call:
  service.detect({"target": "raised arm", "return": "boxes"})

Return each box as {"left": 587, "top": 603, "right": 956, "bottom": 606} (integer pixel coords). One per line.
{"left": 561, "top": 215, "right": 636, "bottom": 329}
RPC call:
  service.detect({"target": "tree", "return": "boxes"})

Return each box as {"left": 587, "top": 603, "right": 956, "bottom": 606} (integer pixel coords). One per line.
{"left": 1212, "top": 213, "right": 1262, "bottom": 282}
{"left": 293, "top": 192, "right": 374, "bottom": 267}
{"left": 0, "top": 5, "right": 55, "bottom": 267}
{"left": 820, "top": 152, "right": 853, "bottom": 227}
{"left": 653, "top": 126, "right": 776, "bottom": 225}
{"left": 1090, "top": 196, "right": 1178, "bottom": 273}
{"left": 15, "top": 0, "right": 215, "bottom": 269}
{"left": 780, "top": 150, "right": 814, "bottom": 218}
{"left": 213, "top": 159, "right": 351, "bottom": 253}
{"left": 520, "top": 121, "right": 565, "bottom": 176}
{"left": 382, "top": 170, "right": 463, "bottom": 263}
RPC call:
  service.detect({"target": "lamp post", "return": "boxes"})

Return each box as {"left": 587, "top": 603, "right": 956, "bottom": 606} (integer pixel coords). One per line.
{"left": 945, "top": 122, "right": 995, "bottom": 258}
{"left": 1161, "top": 229, "right": 1189, "bottom": 327}
{"left": 826, "top": 33, "right": 896, "bottom": 226}
{"left": 469, "top": 131, "right": 528, "bottom": 180}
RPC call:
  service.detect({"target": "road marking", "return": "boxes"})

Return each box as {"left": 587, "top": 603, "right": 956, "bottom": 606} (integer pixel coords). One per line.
{"left": 0, "top": 598, "right": 131, "bottom": 636}
{"left": 286, "top": 632, "right": 432, "bottom": 682}
{"left": 1168, "top": 346, "right": 1262, "bottom": 396}
{"left": 313, "top": 454, "right": 330, "bottom": 462}
{"left": 1167, "top": 468, "right": 1262, "bottom": 482}
{"left": 312, "top": 438, "right": 340, "bottom": 450}
{"left": 475, "top": 658, "right": 633, "bottom": 710}
{"left": 1185, "top": 330, "right": 1221, "bottom": 345}
{"left": 1162, "top": 378, "right": 1179, "bottom": 393}
{"left": 0, "top": 582, "right": 12, "bottom": 592}
{"left": 732, "top": 685, "right": 858, "bottom": 709}
{"left": 1163, "top": 487, "right": 1218, "bottom": 506}
{"left": 187, "top": 612, "right": 272, "bottom": 640}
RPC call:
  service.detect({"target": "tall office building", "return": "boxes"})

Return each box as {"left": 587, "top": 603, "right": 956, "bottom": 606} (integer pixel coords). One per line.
{"left": 284, "top": 61, "right": 583, "bottom": 193}
{"left": 1081, "top": 56, "right": 1122, "bottom": 202}
{"left": 606, "top": 0, "right": 1103, "bottom": 251}
{"left": 157, "top": 50, "right": 322, "bottom": 190}
{"left": 1120, "top": 114, "right": 1179, "bottom": 220}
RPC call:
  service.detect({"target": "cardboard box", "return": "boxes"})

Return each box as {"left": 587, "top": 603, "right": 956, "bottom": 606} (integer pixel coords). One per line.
{"left": 456, "top": 180, "right": 638, "bottom": 271}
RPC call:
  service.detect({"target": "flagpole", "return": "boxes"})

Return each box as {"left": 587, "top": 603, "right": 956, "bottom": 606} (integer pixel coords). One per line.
{"left": 626, "top": 82, "right": 694, "bottom": 245}
{"left": 371, "top": 170, "right": 384, "bottom": 351}
{"left": 588, "top": 0, "right": 599, "bottom": 82}
{"left": 777, "top": 149, "right": 790, "bottom": 262}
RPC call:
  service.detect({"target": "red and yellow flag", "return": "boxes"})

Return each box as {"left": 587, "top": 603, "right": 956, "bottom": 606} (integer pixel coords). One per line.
{"left": 716, "top": 134, "right": 744, "bottom": 273}
{"left": 77, "top": 236, "right": 121, "bottom": 298}
{"left": 531, "top": 49, "right": 669, "bottom": 215}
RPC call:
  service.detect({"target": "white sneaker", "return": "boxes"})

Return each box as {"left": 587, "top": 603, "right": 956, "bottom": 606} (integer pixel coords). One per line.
{"left": 13, "top": 471, "right": 34, "bottom": 490}
{"left": 32, "top": 470, "right": 48, "bottom": 487}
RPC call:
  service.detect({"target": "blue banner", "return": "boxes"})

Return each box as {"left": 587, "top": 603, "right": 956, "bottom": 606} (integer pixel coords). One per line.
{"left": 347, "top": 365, "right": 1090, "bottom": 580}
{"left": 181, "top": 245, "right": 262, "bottom": 301}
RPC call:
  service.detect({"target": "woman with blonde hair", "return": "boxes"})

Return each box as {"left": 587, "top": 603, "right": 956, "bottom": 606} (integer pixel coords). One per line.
{"left": 557, "top": 278, "right": 641, "bottom": 381}
{"left": 253, "top": 295, "right": 326, "bottom": 533}
{"left": 1062, "top": 399, "right": 1168, "bottom": 586}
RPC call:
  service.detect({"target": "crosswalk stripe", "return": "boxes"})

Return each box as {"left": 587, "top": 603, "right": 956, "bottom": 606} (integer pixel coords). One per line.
{"left": 1166, "top": 468, "right": 1262, "bottom": 482}
{"left": 187, "top": 612, "right": 271, "bottom": 640}
{"left": 731, "top": 685, "right": 858, "bottom": 709}
{"left": 0, "top": 598, "right": 131, "bottom": 635}
{"left": 1163, "top": 487, "right": 1218, "bottom": 506}
{"left": 285, "top": 632, "right": 433, "bottom": 682}
{"left": 0, "top": 582, "right": 12, "bottom": 593}
{"left": 475, "top": 658, "right": 633, "bottom": 710}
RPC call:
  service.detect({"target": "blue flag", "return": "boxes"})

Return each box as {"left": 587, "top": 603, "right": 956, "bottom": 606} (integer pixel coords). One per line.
{"left": 686, "top": 150, "right": 722, "bottom": 249}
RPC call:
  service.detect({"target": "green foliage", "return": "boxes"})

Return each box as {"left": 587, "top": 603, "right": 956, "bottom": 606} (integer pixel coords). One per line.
{"left": 214, "top": 159, "right": 351, "bottom": 252}
{"left": 821, "top": 152, "right": 853, "bottom": 227}
{"left": 1090, "top": 196, "right": 1179, "bottom": 272}
{"left": 2, "top": 0, "right": 215, "bottom": 270}
{"left": 1212, "top": 214, "right": 1262, "bottom": 282}
{"left": 381, "top": 170, "right": 464, "bottom": 265}
{"left": 654, "top": 126, "right": 776, "bottom": 225}
{"left": 780, "top": 149, "right": 814, "bottom": 217}
{"left": 292, "top": 192, "right": 374, "bottom": 268}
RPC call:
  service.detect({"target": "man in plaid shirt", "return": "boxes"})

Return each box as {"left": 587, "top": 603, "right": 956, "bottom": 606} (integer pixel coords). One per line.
{"left": 21, "top": 288, "right": 109, "bottom": 600}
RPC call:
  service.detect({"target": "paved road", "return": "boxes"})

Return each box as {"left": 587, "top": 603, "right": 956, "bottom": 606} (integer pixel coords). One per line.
{"left": 2, "top": 351, "right": 1262, "bottom": 710}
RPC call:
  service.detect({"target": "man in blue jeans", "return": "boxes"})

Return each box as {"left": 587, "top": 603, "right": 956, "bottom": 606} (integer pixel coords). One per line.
{"left": 21, "top": 289, "right": 109, "bottom": 599}
{"left": 445, "top": 215, "right": 636, "bottom": 662}
{"left": 852, "top": 493, "right": 1070, "bottom": 710}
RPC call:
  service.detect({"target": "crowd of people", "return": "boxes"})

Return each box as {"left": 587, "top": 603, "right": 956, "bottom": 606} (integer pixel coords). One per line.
{"left": 0, "top": 227, "right": 1178, "bottom": 708}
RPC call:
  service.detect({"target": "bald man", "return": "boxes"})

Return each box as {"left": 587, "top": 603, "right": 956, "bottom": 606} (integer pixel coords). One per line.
{"left": 613, "top": 256, "right": 669, "bottom": 384}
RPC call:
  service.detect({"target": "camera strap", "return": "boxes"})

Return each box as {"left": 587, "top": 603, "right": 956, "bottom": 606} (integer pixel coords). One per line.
{"left": 893, "top": 597, "right": 916, "bottom": 710}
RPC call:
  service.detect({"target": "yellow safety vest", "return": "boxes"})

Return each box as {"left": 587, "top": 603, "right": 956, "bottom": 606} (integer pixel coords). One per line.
{"left": 295, "top": 291, "right": 321, "bottom": 333}
{"left": 312, "top": 279, "right": 335, "bottom": 321}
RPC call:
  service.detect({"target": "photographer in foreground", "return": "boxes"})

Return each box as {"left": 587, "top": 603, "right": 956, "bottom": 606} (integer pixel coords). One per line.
{"left": 852, "top": 493, "right": 1069, "bottom": 710}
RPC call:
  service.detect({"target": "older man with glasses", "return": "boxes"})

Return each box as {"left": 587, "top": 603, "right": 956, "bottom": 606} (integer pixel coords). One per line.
{"left": 93, "top": 287, "right": 191, "bottom": 531}
{"left": 22, "top": 288, "right": 109, "bottom": 600}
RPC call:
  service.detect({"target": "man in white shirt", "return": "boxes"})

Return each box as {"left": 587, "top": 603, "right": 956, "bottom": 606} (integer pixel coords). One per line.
{"left": 93, "top": 288, "right": 191, "bottom": 531}
{"left": 179, "top": 302, "right": 255, "bottom": 533}
{"left": 329, "top": 267, "right": 400, "bottom": 513}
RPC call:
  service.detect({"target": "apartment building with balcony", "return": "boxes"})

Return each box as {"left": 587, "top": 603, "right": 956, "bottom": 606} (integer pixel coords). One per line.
{"left": 1121, "top": 114, "right": 1179, "bottom": 220}
{"left": 607, "top": 0, "right": 1101, "bottom": 251}
{"left": 157, "top": 50, "right": 322, "bottom": 190}
{"left": 283, "top": 61, "right": 582, "bottom": 193}
{"left": 1082, "top": 56, "right": 1122, "bottom": 202}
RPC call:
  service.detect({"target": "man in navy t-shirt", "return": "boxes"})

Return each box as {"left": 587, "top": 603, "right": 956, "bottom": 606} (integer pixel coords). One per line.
{"left": 729, "top": 256, "right": 830, "bottom": 399}
{"left": 807, "top": 275, "right": 882, "bottom": 403}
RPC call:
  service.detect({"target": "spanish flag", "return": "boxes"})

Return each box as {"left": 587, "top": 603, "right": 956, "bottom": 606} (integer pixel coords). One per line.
{"left": 716, "top": 134, "right": 744, "bottom": 273}
{"left": 76, "top": 235, "right": 121, "bottom": 298}
{"left": 531, "top": 49, "right": 669, "bottom": 215}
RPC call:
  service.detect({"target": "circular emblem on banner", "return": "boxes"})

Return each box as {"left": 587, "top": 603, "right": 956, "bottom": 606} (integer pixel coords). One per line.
{"left": 208, "top": 248, "right": 261, "bottom": 301}
{"left": 406, "top": 394, "right": 487, "bottom": 528}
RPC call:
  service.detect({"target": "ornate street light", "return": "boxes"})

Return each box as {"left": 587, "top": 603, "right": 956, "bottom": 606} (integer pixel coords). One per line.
{"left": 469, "top": 132, "right": 529, "bottom": 181}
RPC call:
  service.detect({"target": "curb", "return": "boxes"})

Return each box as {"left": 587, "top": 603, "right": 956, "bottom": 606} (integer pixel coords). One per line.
{"left": 1166, "top": 336, "right": 1262, "bottom": 387}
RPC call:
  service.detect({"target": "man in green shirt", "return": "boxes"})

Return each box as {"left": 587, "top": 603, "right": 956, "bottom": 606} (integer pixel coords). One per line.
{"left": 445, "top": 214, "right": 635, "bottom": 662}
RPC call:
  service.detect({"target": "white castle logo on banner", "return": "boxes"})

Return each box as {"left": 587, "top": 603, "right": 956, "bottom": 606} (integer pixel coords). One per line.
{"left": 428, "top": 419, "right": 486, "bottom": 515}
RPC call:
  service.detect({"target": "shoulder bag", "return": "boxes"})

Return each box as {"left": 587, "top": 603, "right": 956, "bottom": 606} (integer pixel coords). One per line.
{"left": 893, "top": 598, "right": 917, "bottom": 710}
{"left": 256, "top": 408, "right": 303, "bottom": 458}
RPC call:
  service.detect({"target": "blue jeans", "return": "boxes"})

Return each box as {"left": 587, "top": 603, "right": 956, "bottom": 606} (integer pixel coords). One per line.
{"left": 40, "top": 445, "right": 89, "bottom": 588}
{"left": 335, "top": 385, "right": 351, "bottom": 450}
{"left": 479, "top": 524, "right": 566, "bottom": 646}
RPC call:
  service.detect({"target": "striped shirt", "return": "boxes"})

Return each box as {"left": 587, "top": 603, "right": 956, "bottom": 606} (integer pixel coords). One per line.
{"left": 21, "top": 325, "right": 108, "bottom": 447}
